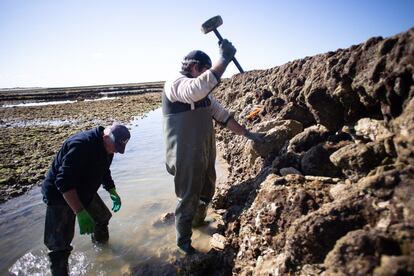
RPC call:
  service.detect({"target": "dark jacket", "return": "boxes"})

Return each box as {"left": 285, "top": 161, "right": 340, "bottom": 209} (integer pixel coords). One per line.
{"left": 42, "top": 126, "right": 115, "bottom": 206}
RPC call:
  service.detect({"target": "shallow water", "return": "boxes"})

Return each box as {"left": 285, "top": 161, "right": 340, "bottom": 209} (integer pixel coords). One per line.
{"left": 2, "top": 100, "right": 77, "bottom": 108}
{"left": 1, "top": 96, "right": 119, "bottom": 108}
{"left": 1, "top": 118, "right": 80, "bottom": 128}
{"left": 0, "top": 108, "right": 222, "bottom": 275}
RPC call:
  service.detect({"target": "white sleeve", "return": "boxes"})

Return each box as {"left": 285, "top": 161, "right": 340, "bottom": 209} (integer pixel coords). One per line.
{"left": 165, "top": 70, "right": 218, "bottom": 103}
{"left": 210, "top": 96, "right": 231, "bottom": 124}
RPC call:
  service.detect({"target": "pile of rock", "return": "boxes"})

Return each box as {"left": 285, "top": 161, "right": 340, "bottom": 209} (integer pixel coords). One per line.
{"left": 180, "top": 28, "right": 414, "bottom": 274}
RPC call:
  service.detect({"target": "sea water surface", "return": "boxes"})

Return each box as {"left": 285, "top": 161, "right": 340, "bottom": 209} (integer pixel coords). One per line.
{"left": 0, "top": 108, "right": 221, "bottom": 275}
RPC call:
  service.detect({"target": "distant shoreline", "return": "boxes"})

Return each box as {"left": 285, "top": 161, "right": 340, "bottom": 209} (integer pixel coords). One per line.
{"left": 0, "top": 81, "right": 165, "bottom": 91}
{"left": 0, "top": 81, "right": 165, "bottom": 104}
{"left": 0, "top": 91, "right": 161, "bottom": 203}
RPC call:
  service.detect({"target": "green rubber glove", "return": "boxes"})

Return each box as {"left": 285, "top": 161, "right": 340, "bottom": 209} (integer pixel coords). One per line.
{"left": 109, "top": 188, "right": 121, "bottom": 212}
{"left": 76, "top": 209, "right": 95, "bottom": 235}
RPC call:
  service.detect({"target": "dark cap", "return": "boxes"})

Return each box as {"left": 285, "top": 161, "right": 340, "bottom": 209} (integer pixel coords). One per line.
{"left": 109, "top": 123, "right": 130, "bottom": 154}
{"left": 183, "top": 50, "right": 212, "bottom": 68}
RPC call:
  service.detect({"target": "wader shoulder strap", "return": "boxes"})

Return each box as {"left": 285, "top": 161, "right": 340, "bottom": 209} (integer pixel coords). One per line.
{"left": 162, "top": 92, "right": 211, "bottom": 115}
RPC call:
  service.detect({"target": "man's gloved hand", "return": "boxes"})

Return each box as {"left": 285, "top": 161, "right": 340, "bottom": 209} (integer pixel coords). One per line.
{"left": 219, "top": 39, "right": 236, "bottom": 65}
{"left": 76, "top": 209, "right": 95, "bottom": 235}
{"left": 109, "top": 188, "right": 121, "bottom": 212}
{"left": 245, "top": 130, "right": 266, "bottom": 143}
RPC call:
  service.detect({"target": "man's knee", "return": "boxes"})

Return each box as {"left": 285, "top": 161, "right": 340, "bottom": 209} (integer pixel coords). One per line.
{"left": 44, "top": 205, "right": 75, "bottom": 251}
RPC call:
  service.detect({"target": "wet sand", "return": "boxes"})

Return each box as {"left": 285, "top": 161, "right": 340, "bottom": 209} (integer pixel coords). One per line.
{"left": 0, "top": 92, "right": 161, "bottom": 202}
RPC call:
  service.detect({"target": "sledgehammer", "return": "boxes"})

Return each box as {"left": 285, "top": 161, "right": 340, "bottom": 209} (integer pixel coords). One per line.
{"left": 201, "top": 15, "right": 244, "bottom": 73}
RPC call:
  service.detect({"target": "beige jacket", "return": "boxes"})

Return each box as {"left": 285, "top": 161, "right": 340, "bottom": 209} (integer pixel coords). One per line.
{"left": 164, "top": 70, "right": 231, "bottom": 123}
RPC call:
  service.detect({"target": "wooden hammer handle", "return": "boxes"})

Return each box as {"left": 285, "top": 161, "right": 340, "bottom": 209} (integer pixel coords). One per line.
{"left": 213, "top": 29, "right": 244, "bottom": 73}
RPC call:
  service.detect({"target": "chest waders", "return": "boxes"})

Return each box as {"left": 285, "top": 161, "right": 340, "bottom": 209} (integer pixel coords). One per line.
{"left": 163, "top": 93, "right": 216, "bottom": 249}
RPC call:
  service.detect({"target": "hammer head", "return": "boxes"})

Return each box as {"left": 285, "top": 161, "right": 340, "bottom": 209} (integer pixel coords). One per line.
{"left": 201, "top": 15, "right": 223, "bottom": 34}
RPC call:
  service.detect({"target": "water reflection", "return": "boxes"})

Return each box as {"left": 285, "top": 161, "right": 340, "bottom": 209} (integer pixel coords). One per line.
{"left": 1, "top": 108, "right": 222, "bottom": 275}
{"left": 1, "top": 118, "right": 80, "bottom": 128}
{"left": 2, "top": 100, "right": 77, "bottom": 108}
{"left": 1, "top": 97, "right": 119, "bottom": 108}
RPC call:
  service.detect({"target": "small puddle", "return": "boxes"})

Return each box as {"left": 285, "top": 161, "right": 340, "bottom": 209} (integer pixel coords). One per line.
{"left": 0, "top": 108, "right": 226, "bottom": 275}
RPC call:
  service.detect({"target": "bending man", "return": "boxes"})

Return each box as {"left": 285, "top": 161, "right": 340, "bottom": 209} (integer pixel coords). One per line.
{"left": 42, "top": 123, "right": 130, "bottom": 275}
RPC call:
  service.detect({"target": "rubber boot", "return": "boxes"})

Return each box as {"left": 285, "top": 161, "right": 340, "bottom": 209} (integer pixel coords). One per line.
{"left": 49, "top": 251, "right": 69, "bottom": 276}
{"left": 92, "top": 223, "right": 109, "bottom": 243}
{"left": 192, "top": 201, "right": 207, "bottom": 227}
{"left": 178, "top": 243, "right": 198, "bottom": 255}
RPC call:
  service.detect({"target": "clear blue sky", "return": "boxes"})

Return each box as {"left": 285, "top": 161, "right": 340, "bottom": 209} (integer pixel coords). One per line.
{"left": 0, "top": 0, "right": 413, "bottom": 88}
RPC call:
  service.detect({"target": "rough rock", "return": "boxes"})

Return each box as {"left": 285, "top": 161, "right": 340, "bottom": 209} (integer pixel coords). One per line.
{"left": 287, "top": 124, "right": 330, "bottom": 153}
{"left": 323, "top": 228, "right": 404, "bottom": 275}
{"left": 373, "top": 255, "right": 414, "bottom": 276}
{"left": 275, "top": 102, "right": 316, "bottom": 128}
{"left": 330, "top": 141, "right": 388, "bottom": 179}
{"left": 305, "top": 86, "right": 345, "bottom": 131}
{"left": 210, "top": 234, "right": 226, "bottom": 250}
{"left": 354, "top": 117, "right": 393, "bottom": 142}
{"left": 279, "top": 167, "right": 302, "bottom": 176}
{"left": 301, "top": 142, "right": 344, "bottom": 177}
{"left": 249, "top": 119, "right": 303, "bottom": 157}
{"left": 393, "top": 96, "right": 414, "bottom": 165}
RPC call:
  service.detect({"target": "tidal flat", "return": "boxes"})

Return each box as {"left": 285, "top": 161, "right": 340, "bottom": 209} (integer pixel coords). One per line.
{"left": 0, "top": 90, "right": 162, "bottom": 203}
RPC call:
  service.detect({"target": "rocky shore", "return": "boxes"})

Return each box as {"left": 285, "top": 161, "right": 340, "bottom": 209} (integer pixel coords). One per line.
{"left": 1, "top": 27, "right": 413, "bottom": 275}
{"left": 172, "top": 28, "right": 414, "bottom": 274}
{"left": 0, "top": 91, "right": 161, "bottom": 202}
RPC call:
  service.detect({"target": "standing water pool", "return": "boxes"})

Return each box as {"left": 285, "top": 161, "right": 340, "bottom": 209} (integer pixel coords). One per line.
{"left": 0, "top": 108, "right": 223, "bottom": 275}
